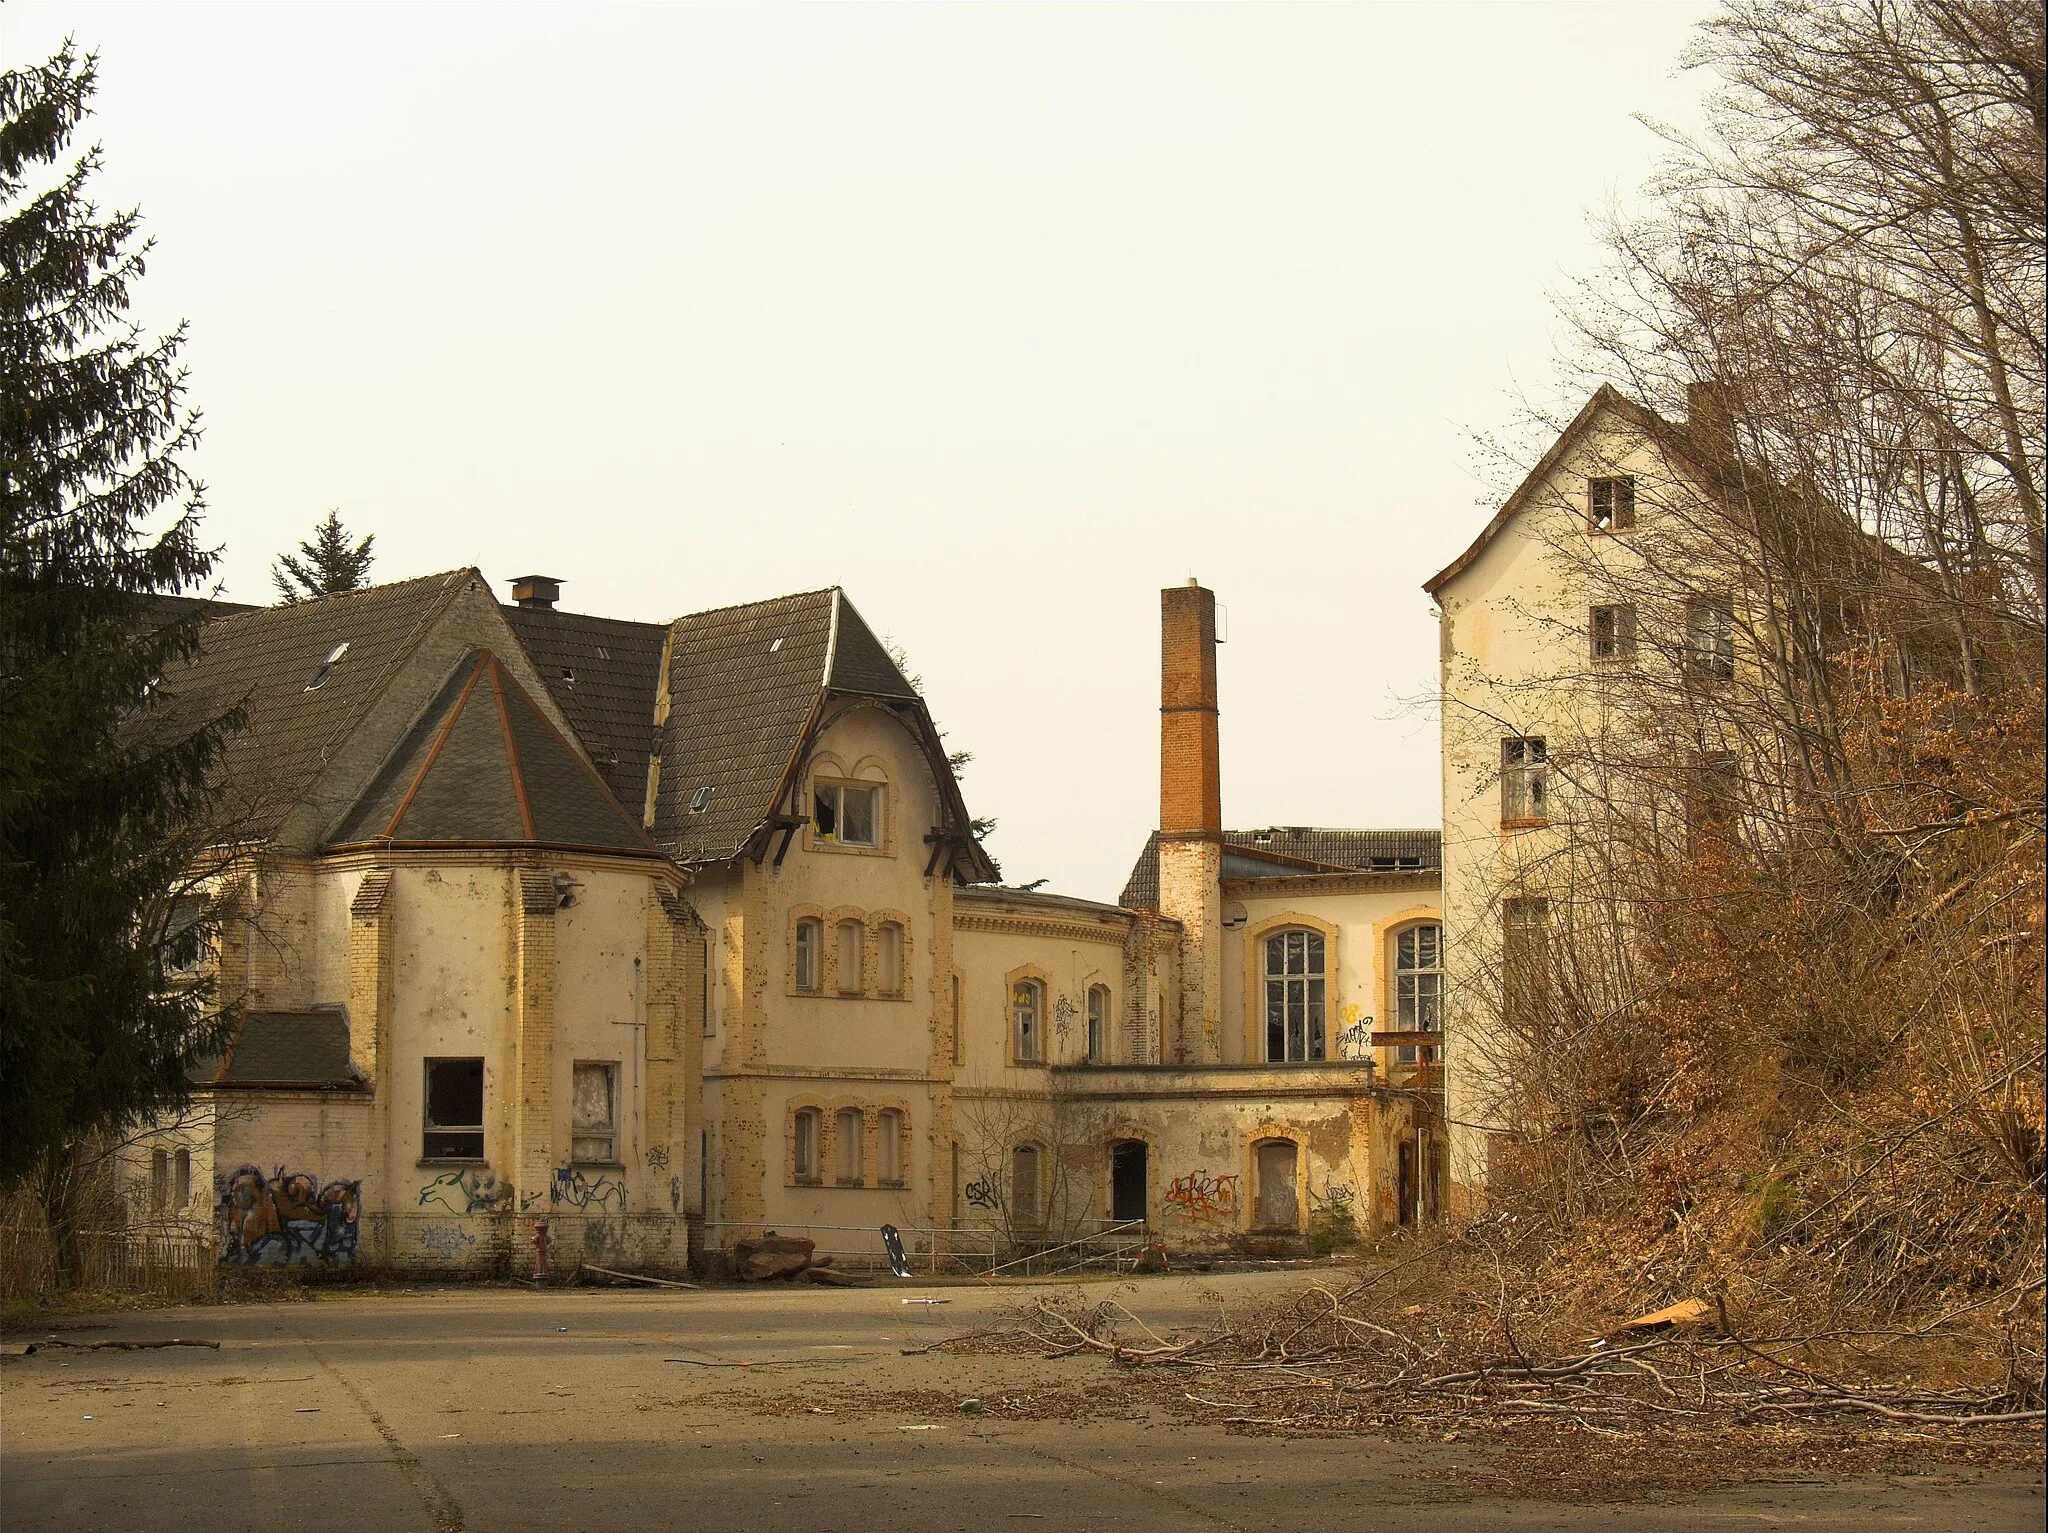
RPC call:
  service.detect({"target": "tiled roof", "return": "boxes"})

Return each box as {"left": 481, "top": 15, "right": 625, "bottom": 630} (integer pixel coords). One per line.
{"left": 199, "top": 1010, "right": 361, "bottom": 1089}
{"left": 649, "top": 587, "right": 930, "bottom": 866}
{"left": 1119, "top": 827, "right": 1442, "bottom": 909}
{"left": 328, "top": 650, "right": 658, "bottom": 856}
{"left": 154, "top": 570, "right": 478, "bottom": 837}
{"left": 498, "top": 604, "right": 667, "bottom": 811}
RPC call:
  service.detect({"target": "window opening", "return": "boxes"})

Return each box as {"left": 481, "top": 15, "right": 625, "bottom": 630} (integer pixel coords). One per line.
{"left": 1110, "top": 1140, "right": 1147, "bottom": 1224}
{"left": 794, "top": 919, "right": 821, "bottom": 992}
{"left": 1263, "top": 930, "right": 1327, "bottom": 1062}
{"left": 877, "top": 923, "right": 904, "bottom": 998}
{"left": 1501, "top": 736, "right": 1548, "bottom": 825}
{"left": 304, "top": 641, "right": 350, "bottom": 691}
{"left": 951, "top": 973, "right": 964, "bottom": 1065}
{"left": 1011, "top": 1144, "right": 1041, "bottom": 1225}
{"left": 689, "top": 785, "right": 715, "bottom": 814}
{"left": 1086, "top": 985, "right": 1109, "bottom": 1064}
{"left": 1502, "top": 896, "right": 1551, "bottom": 1024}
{"left": 877, "top": 1109, "right": 904, "bottom": 1183}
{"left": 1588, "top": 476, "right": 1636, "bottom": 531}
{"left": 835, "top": 1108, "right": 863, "bottom": 1183}
{"left": 1687, "top": 597, "right": 1736, "bottom": 682}
{"left": 793, "top": 1108, "right": 820, "bottom": 1180}
{"left": 424, "top": 1058, "right": 485, "bottom": 1160}
{"left": 1012, "top": 980, "right": 1042, "bottom": 1063}
{"left": 571, "top": 1060, "right": 619, "bottom": 1163}
{"left": 814, "top": 782, "right": 880, "bottom": 847}
{"left": 836, "top": 920, "right": 864, "bottom": 995}
{"left": 1395, "top": 923, "right": 1443, "bottom": 1064}
{"left": 174, "top": 1148, "right": 190, "bottom": 1206}
{"left": 1590, "top": 604, "right": 1636, "bottom": 663}
{"left": 150, "top": 1149, "right": 169, "bottom": 1211}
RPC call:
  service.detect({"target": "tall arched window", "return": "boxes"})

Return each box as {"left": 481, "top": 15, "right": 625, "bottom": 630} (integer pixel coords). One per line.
{"left": 794, "top": 919, "right": 822, "bottom": 993}
{"left": 1264, "top": 930, "right": 1326, "bottom": 1062}
{"left": 835, "top": 919, "right": 864, "bottom": 995}
{"left": 1012, "top": 980, "right": 1043, "bottom": 1063}
{"left": 876, "top": 922, "right": 904, "bottom": 998}
{"left": 792, "top": 1108, "right": 821, "bottom": 1181}
{"left": 1086, "top": 985, "right": 1110, "bottom": 1064}
{"left": 951, "top": 973, "right": 964, "bottom": 1065}
{"left": 876, "top": 1109, "right": 904, "bottom": 1183}
{"left": 835, "top": 1108, "right": 864, "bottom": 1183}
{"left": 1394, "top": 923, "right": 1443, "bottom": 1064}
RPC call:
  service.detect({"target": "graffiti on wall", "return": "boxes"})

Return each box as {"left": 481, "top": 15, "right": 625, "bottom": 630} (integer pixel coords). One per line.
{"left": 217, "top": 1166, "right": 361, "bottom": 1265}
{"left": 963, "top": 1174, "right": 1000, "bottom": 1210}
{"left": 550, "top": 1167, "right": 626, "bottom": 1212}
{"left": 1336, "top": 1007, "right": 1374, "bottom": 1057}
{"left": 645, "top": 1145, "right": 670, "bottom": 1172}
{"left": 1161, "top": 1170, "right": 1238, "bottom": 1227}
{"left": 1052, "top": 992, "right": 1077, "bottom": 1045}
{"left": 418, "top": 1223, "right": 476, "bottom": 1258}
{"left": 417, "top": 1166, "right": 512, "bottom": 1214}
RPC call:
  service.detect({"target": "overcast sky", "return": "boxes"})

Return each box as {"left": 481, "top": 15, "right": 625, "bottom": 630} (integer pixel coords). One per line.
{"left": 8, "top": 1, "right": 1710, "bottom": 901}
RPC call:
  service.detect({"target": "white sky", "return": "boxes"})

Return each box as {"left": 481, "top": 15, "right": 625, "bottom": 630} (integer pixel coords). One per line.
{"left": 7, "top": 1, "right": 1710, "bottom": 901}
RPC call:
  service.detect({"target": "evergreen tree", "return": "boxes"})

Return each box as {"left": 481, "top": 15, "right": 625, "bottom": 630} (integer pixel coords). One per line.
{"left": 271, "top": 508, "right": 373, "bottom": 602}
{"left": 0, "top": 46, "right": 240, "bottom": 1191}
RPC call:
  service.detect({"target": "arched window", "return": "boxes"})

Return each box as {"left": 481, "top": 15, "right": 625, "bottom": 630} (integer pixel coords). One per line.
{"left": 1011, "top": 1144, "right": 1041, "bottom": 1224}
{"left": 835, "top": 920, "right": 864, "bottom": 995}
{"left": 950, "top": 973, "right": 964, "bottom": 1065}
{"left": 1263, "top": 930, "right": 1326, "bottom": 1062}
{"left": 835, "top": 1108, "right": 864, "bottom": 1183}
{"left": 792, "top": 1108, "right": 821, "bottom": 1181}
{"left": 1012, "top": 980, "right": 1043, "bottom": 1063}
{"left": 1086, "top": 985, "right": 1110, "bottom": 1064}
{"left": 877, "top": 1109, "right": 904, "bottom": 1183}
{"left": 150, "top": 1149, "right": 169, "bottom": 1211}
{"left": 876, "top": 922, "right": 904, "bottom": 998}
{"left": 794, "top": 919, "right": 822, "bottom": 992}
{"left": 1394, "top": 923, "right": 1443, "bottom": 1064}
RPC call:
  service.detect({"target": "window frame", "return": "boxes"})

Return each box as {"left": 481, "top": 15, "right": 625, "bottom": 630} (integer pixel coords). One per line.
{"left": 812, "top": 778, "right": 885, "bottom": 851}
{"left": 1501, "top": 896, "right": 1551, "bottom": 1025}
{"left": 571, "top": 1059, "right": 621, "bottom": 1165}
{"left": 422, "top": 1056, "right": 486, "bottom": 1163}
{"left": 1392, "top": 922, "right": 1443, "bottom": 1064}
{"left": 1685, "top": 595, "right": 1736, "bottom": 683}
{"left": 876, "top": 1108, "right": 905, "bottom": 1185}
{"left": 1085, "top": 984, "right": 1110, "bottom": 1065}
{"left": 1262, "top": 929, "right": 1327, "bottom": 1063}
{"left": 792, "top": 1107, "right": 822, "bottom": 1183}
{"left": 793, "top": 918, "right": 822, "bottom": 993}
{"left": 1500, "top": 736, "right": 1549, "bottom": 827}
{"left": 1012, "top": 979, "right": 1044, "bottom": 1065}
{"left": 1587, "top": 475, "right": 1637, "bottom": 532}
{"left": 1589, "top": 603, "right": 1636, "bottom": 664}
{"left": 1011, "top": 1143, "right": 1042, "bottom": 1227}
{"left": 876, "top": 921, "right": 905, "bottom": 999}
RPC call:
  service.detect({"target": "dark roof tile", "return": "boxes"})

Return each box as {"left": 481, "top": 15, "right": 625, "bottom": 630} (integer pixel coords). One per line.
{"left": 1119, "top": 827, "right": 1441, "bottom": 908}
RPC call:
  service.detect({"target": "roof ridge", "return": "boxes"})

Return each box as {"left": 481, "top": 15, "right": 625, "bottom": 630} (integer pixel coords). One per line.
{"left": 669, "top": 586, "right": 838, "bottom": 627}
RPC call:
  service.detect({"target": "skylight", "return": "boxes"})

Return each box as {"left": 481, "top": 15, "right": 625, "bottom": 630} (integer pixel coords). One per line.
{"left": 304, "top": 641, "right": 350, "bottom": 691}
{"left": 689, "top": 786, "right": 715, "bottom": 814}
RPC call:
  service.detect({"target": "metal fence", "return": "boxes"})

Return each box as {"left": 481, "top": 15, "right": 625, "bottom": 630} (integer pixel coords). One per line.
{"left": 0, "top": 1220, "right": 218, "bottom": 1304}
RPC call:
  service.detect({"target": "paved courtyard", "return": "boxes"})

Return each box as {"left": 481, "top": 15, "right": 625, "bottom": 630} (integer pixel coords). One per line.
{"left": 3, "top": 1271, "right": 2039, "bottom": 1532}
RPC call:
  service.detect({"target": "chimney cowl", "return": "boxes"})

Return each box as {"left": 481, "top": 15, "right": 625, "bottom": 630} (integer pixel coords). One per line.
{"left": 511, "top": 575, "right": 562, "bottom": 610}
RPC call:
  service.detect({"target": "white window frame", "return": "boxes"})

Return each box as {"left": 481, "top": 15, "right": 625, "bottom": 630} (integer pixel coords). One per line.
{"left": 1086, "top": 985, "right": 1109, "bottom": 1065}
{"left": 571, "top": 1060, "right": 620, "bottom": 1165}
{"left": 1501, "top": 736, "right": 1548, "bottom": 826}
{"left": 794, "top": 918, "right": 822, "bottom": 992}
{"left": 792, "top": 1108, "right": 821, "bottom": 1181}
{"left": 813, "top": 780, "right": 883, "bottom": 848}
{"left": 1394, "top": 923, "right": 1443, "bottom": 1063}
{"left": 1012, "top": 980, "right": 1043, "bottom": 1064}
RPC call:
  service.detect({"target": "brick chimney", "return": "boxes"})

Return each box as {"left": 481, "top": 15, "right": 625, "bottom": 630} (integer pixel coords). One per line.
{"left": 1157, "top": 579, "right": 1223, "bottom": 1063}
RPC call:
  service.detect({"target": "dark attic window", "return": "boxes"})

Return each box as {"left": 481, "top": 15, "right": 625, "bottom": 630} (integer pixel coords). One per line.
{"left": 303, "top": 641, "right": 350, "bottom": 691}
{"left": 423, "top": 1058, "right": 485, "bottom": 1161}
{"left": 560, "top": 668, "right": 576, "bottom": 689}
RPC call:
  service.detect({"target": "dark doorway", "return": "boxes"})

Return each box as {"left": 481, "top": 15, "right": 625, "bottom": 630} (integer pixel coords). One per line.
{"left": 1398, "top": 1139, "right": 1417, "bottom": 1226}
{"left": 1110, "top": 1140, "right": 1148, "bottom": 1225}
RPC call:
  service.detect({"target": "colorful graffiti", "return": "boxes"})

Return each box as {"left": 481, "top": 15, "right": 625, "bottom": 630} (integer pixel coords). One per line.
{"left": 963, "top": 1174, "right": 1000, "bottom": 1210}
{"left": 217, "top": 1165, "right": 361, "bottom": 1265}
{"left": 1161, "top": 1170, "right": 1238, "bottom": 1227}
{"left": 416, "top": 1166, "right": 512, "bottom": 1214}
{"left": 550, "top": 1167, "right": 626, "bottom": 1212}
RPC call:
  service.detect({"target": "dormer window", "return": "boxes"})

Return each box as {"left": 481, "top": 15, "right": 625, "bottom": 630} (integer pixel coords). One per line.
{"left": 814, "top": 782, "right": 880, "bottom": 847}
{"left": 304, "top": 641, "right": 350, "bottom": 691}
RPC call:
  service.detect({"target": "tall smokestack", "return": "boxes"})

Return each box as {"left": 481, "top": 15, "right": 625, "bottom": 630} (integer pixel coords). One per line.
{"left": 1157, "top": 579, "right": 1223, "bottom": 1063}
{"left": 1160, "top": 578, "right": 1222, "bottom": 841}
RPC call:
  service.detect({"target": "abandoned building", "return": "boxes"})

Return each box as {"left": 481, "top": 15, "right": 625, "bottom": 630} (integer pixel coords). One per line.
{"left": 125, "top": 566, "right": 1444, "bottom": 1271}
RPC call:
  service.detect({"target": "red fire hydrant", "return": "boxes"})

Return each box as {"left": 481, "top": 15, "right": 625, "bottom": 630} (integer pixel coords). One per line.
{"left": 533, "top": 1218, "right": 551, "bottom": 1282}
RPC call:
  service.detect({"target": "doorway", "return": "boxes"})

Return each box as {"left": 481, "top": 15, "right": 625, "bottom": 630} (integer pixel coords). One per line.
{"left": 1398, "top": 1139, "right": 1417, "bottom": 1226}
{"left": 1255, "top": 1140, "right": 1299, "bottom": 1229}
{"left": 1110, "top": 1140, "right": 1148, "bottom": 1225}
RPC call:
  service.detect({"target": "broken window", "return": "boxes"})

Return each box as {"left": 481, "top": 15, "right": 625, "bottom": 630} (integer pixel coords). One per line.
{"left": 1590, "top": 603, "right": 1636, "bottom": 663}
{"left": 876, "top": 922, "right": 904, "bottom": 998}
{"left": 150, "top": 1149, "right": 169, "bottom": 1211}
{"left": 1264, "top": 929, "right": 1327, "bottom": 1063}
{"left": 1086, "top": 985, "right": 1110, "bottom": 1064}
{"left": 571, "top": 1061, "right": 619, "bottom": 1163}
{"left": 1588, "top": 475, "right": 1636, "bottom": 531}
{"left": 423, "top": 1058, "right": 485, "bottom": 1160}
{"left": 792, "top": 1108, "right": 820, "bottom": 1181}
{"left": 1011, "top": 1145, "right": 1041, "bottom": 1225}
{"left": 1502, "top": 897, "right": 1551, "bottom": 1026}
{"left": 1501, "top": 736, "right": 1548, "bottom": 825}
{"left": 794, "top": 918, "right": 822, "bottom": 992}
{"left": 1012, "top": 980, "right": 1043, "bottom": 1063}
{"left": 836, "top": 919, "right": 865, "bottom": 995}
{"left": 877, "top": 1110, "right": 904, "bottom": 1183}
{"left": 1255, "top": 1140, "right": 1299, "bottom": 1229}
{"left": 1395, "top": 923, "right": 1443, "bottom": 1064}
{"left": 813, "top": 782, "right": 880, "bottom": 847}
{"left": 1686, "top": 596, "right": 1736, "bottom": 682}
{"left": 835, "top": 1108, "right": 864, "bottom": 1183}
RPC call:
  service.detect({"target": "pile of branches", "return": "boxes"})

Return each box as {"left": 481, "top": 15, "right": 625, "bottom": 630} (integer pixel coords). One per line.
{"left": 962, "top": 1256, "right": 2045, "bottom": 1439}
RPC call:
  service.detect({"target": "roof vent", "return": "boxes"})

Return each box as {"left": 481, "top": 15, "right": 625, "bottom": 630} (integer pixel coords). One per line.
{"left": 769, "top": 636, "right": 784, "bottom": 653}
{"left": 304, "top": 641, "right": 350, "bottom": 691}
{"left": 511, "top": 575, "right": 562, "bottom": 610}
{"left": 688, "top": 785, "right": 715, "bottom": 814}
{"left": 559, "top": 667, "right": 575, "bottom": 688}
